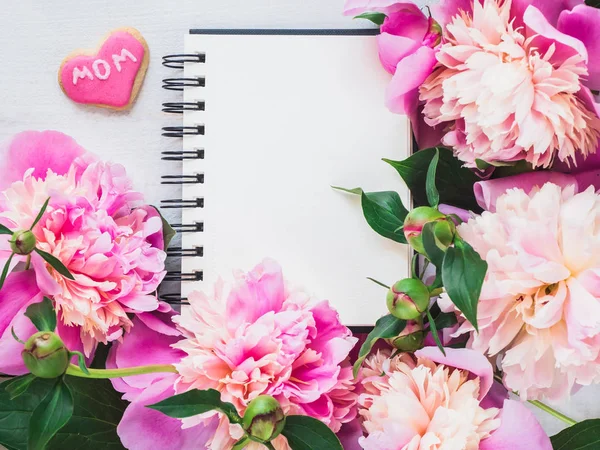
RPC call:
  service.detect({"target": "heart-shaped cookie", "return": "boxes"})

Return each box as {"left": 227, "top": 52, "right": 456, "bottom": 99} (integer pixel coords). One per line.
{"left": 59, "top": 28, "right": 149, "bottom": 110}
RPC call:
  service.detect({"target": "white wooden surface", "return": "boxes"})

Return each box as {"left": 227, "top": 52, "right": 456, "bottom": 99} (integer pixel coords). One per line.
{"left": 0, "top": 0, "right": 597, "bottom": 439}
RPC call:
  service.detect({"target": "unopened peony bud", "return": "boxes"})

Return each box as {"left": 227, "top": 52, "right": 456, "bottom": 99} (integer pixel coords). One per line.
{"left": 22, "top": 331, "right": 70, "bottom": 378}
{"left": 243, "top": 395, "right": 286, "bottom": 443}
{"left": 386, "top": 278, "right": 430, "bottom": 320}
{"left": 403, "top": 207, "right": 446, "bottom": 254}
{"left": 390, "top": 320, "right": 425, "bottom": 352}
{"left": 10, "top": 230, "right": 37, "bottom": 255}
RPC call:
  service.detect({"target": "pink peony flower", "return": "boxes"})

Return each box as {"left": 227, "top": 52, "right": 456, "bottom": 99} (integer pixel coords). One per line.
{"left": 0, "top": 131, "right": 167, "bottom": 371}
{"left": 357, "top": 347, "right": 552, "bottom": 449}
{"left": 171, "top": 259, "right": 359, "bottom": 449}
{"left": 440, "top": 181, "right": 600, "bottom": 400}
{"left": 419, "top": 0, "right": 600, "bottom": 168}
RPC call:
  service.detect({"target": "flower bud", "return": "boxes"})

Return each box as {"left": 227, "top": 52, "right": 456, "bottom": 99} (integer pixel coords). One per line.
{"left": 390, "top": 320, "right": 425, "bottom": 352}
{"left": 243, "top": 395, "right": 286, "bottom": 443}
{"left": 22, "top": 331, "right": 70, "bottom": 378}
{"left": 10, "top": 230, "right": 37, "bottom": 255}
{"left": 386, "top": 278, "right": 430, "bottom": 320}
{"left": 403, "top": 207, "right": 446, "bottom": 254}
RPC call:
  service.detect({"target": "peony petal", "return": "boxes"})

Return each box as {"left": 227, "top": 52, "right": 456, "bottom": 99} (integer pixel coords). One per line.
{"left": 377, "top": 33, "right": 423, "bottom": 74}
{"left": 337, "top": 419, "right": 364, "bottom": 450}
{"left": 0, "top": 304, "right": 40, "bottom": 375}
{"left": 117, "top": 375, "right": 219, "bottom": 450}
{"left": 343, "top": 0, "right": 419, "bottom": 16}
{"left": 137, "top": 205, "right": 165, "bottom": 251}
{"left": 415, "top": 346, "right": 493, "bottom": 399}
{"left": 30, "top": 252, "right": 62, "bottom": 296}
{"left": 386, "top": 46, "right": 437, "bottom": 115}
{"left": 0, "top": 131, "right": 87, "bottom": 191}
{"left": 558, "top": 5, "right": 600, "bottom": 90}
{"left": 524, "top": 5, "right": 588, "bottom": 64}
{"left": 432, "top": 0, "right": 475, "bottom": 28}
{"left": 0, "top": 271, "right": 41, "bottom": 336}
{"left": 511, "top": 0, "right": 583, "bottom": 28}
{"left": 474, "top": 171, "right": 578, "bottom": 211}
{"left": 479, "top": 399, "right": 552, "bottom": 450}
{"left": 109, "top": 317, "right": 185, "bottom": 392}
{"left": 438, "top": 204, "right": 472, "bottom": 222}
{"left": 409, "top": 105, "right": 445, "bottom": 149}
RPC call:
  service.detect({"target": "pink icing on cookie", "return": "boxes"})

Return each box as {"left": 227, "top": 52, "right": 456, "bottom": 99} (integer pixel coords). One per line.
{"left": 60, "top": 31, "right": 146, "bottom": 108}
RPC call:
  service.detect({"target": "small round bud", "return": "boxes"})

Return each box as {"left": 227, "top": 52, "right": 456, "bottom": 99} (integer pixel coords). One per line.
{"left": 386, "top": 278, "right": 430, "bottom": 320}
{"left": 390, "top": 320, "right": 425, "bottom": 352}
{"left": 243, "top": 395, "right": 286, "bottom": 443}
{"left": 22, "top": 331, "right": 69, "bottom": 378}
{"left": 10, "top": 230, "right": 37, "bottom": 255}
{"left": 403, "top": 207, "right": 446, "bottom": 254}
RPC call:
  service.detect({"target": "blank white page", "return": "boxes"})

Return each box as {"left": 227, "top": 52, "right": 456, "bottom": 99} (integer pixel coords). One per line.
{"left": 180, "top": 30, "right": 411, "bottom": 326}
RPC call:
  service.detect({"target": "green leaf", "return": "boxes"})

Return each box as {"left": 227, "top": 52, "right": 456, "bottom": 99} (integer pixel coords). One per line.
{"left": 354, "top": 12, "right": 386, "bottom": 26}
{"left": 0, "top": 253, "right": 15, "bottom": 290}
{"left": 24, "top": 297, "right": 57, "bottom": 332}
{"left": 384, "top": 147, "right": 481, "bottom": 212}
{"left": 425, "top": 148, "right": 440, "bottom": 207}
{"left": 441, "top": 237, "right": 487, "bottom": 332}
{"left": 150, "top": 206, "right": 176, "bottom": 251}
{"left": 421, "top": 222, "right": 445, "bottom": 268}
{"left": 30, "top": 198, "right": 51, "bottom": 231}
{"left": 426, "top": 309, "right": 446, "bottom": 356}
{"left": 4, "top": 375, "right": 36, "bottom": 401}
{"left": 434, "top": 312, "right": 458, "bottom": 330}
{"left": 353, "top": 315, "right": 406, "bottom": 378}
{"left": 148, "top": 388, "right": 242, "bottom": 424}
{"left": 334, "top": 187, "right": 408, "bottom": 243}
{"left": 281, "top": 415, "right": 343, "bottom": 450}
{"left": 29, "top": 379, "right": 74, "bottom": 450}
{"left": 551, "top": 419, "right": 600, "bottom": 449}
{"left": 34, "top": 249, "right": 75, "bottom": 280}
{"left": 0, "top": 224, "right": 12, "bottom": 235}
{"left": 0, "top": 376, "right": 128, "bottom": 450}
{"left": 69, "top": 351, "right": 89, "bottom": 375}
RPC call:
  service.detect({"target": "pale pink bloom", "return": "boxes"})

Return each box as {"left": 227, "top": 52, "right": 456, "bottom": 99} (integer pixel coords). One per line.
{"left": 357, "top": 347, "right": 551, "bottom": 450}
{"left": 172, "top": 259, "right": 358, "bottom": 449}
{"left": 419, "top": 0, "right": 600, "bottom": 168}
{"left": 440, "top": 182, "right": 600, "bottom": 400}
{"left": 0, "top": 131, "right": 166, "bottom": 367}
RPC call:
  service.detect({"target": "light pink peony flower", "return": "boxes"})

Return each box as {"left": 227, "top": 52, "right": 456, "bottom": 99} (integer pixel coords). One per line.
{"left": 172, "top": 259, "right": 359, "bottom": 449}
{"left": 440, "top": 181, "right": 600, "bottom": 400}
{"left": 0, "top": 131, "right": 167, "bottom": 369}
{"left": 420, "top": 0, "right": 600, "bottom": 168}
{"left": 357, "top": 347, "right": 551, "bottom": 450}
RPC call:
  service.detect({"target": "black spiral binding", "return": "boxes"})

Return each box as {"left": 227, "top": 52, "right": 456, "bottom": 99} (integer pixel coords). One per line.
{"left": 160, "top": 53, "right": 206, "bottom": 305}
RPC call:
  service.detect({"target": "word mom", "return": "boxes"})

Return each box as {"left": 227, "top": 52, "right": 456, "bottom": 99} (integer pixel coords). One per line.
{"left": 72, "top": 48, "right": 138, "bottom": 85}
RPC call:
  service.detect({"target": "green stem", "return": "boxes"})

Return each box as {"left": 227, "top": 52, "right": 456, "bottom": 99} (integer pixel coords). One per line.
{"left": 264, "top": 443, "right": 276, "bottom": 450}
{"left": 527, "top": 399, "right": 577, "bottom": 427}
{"left": 493, "top": 374, "right": 576, "bottom": 426}
{"left": 24, "top": 254, "right": 31, "bottom": 270}
{"left": 65, "top": 363, "right": 177, "bottom": 379}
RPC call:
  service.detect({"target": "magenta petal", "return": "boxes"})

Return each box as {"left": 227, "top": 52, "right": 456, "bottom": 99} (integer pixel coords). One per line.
{"left": 386, "top": 46, "right": 437, "bottom": 114}
{"left": 31, "top": 252, "right": 61, "bottom": 296}
{"left": 111, "top": 317, "right": 184, "bottom": 391}
{"left": 558, "top": 5, "right": 600, "bottom": 90}
{"left": 480, "top": 400, "right": 552, "bottom": 450}
{"left": 415, "top": 347, "right": 493, "bottom": 400}
{"left": 0, "top": 305, "right": 39, "bottom": 375}
{"left": 409, "top": 105, "right": 445, "bottom": 149}
{"left": 337, "top": 419, "right": 364, "bottom": 450}
{"left": 438, "top": 204, "right": 471, "bottom": 222}
{"left": 137, "top": 310, "right": 180, "bottom": 337}
{"left": 117, "top": 375, "right": 219, "bottom": 450}
{"left": 433, "top": 0, "right": 475, "bottom": 28}
{"left": 0, "top": 131, "right": 86, "bottom": 191}
{"left": 0, "top": 271, "right": 41, "bottom": 336}
{"left": 377, "top": 33, "right": 422, "bottom": 74}
{"left": 474, "top": 171, "right": 578, "bottom": 211}
{"left": 524, "top": 5, "right": 588, "bottom": 64}
{"left": 56, "top": 321, "right": 89, "bottom": 362}
{"left": 343, "top": 0, "right": 419, "bottom": 16}
{"left": 480, "top": 381, "right": 510, "bottom": 410}
{"left": 137, "top": 205, "right": 165, "bottom": 251}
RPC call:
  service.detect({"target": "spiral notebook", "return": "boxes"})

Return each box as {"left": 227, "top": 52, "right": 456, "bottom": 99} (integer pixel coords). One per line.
{"left": 160, "top": 29, "right": 411, "bottom": 327}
